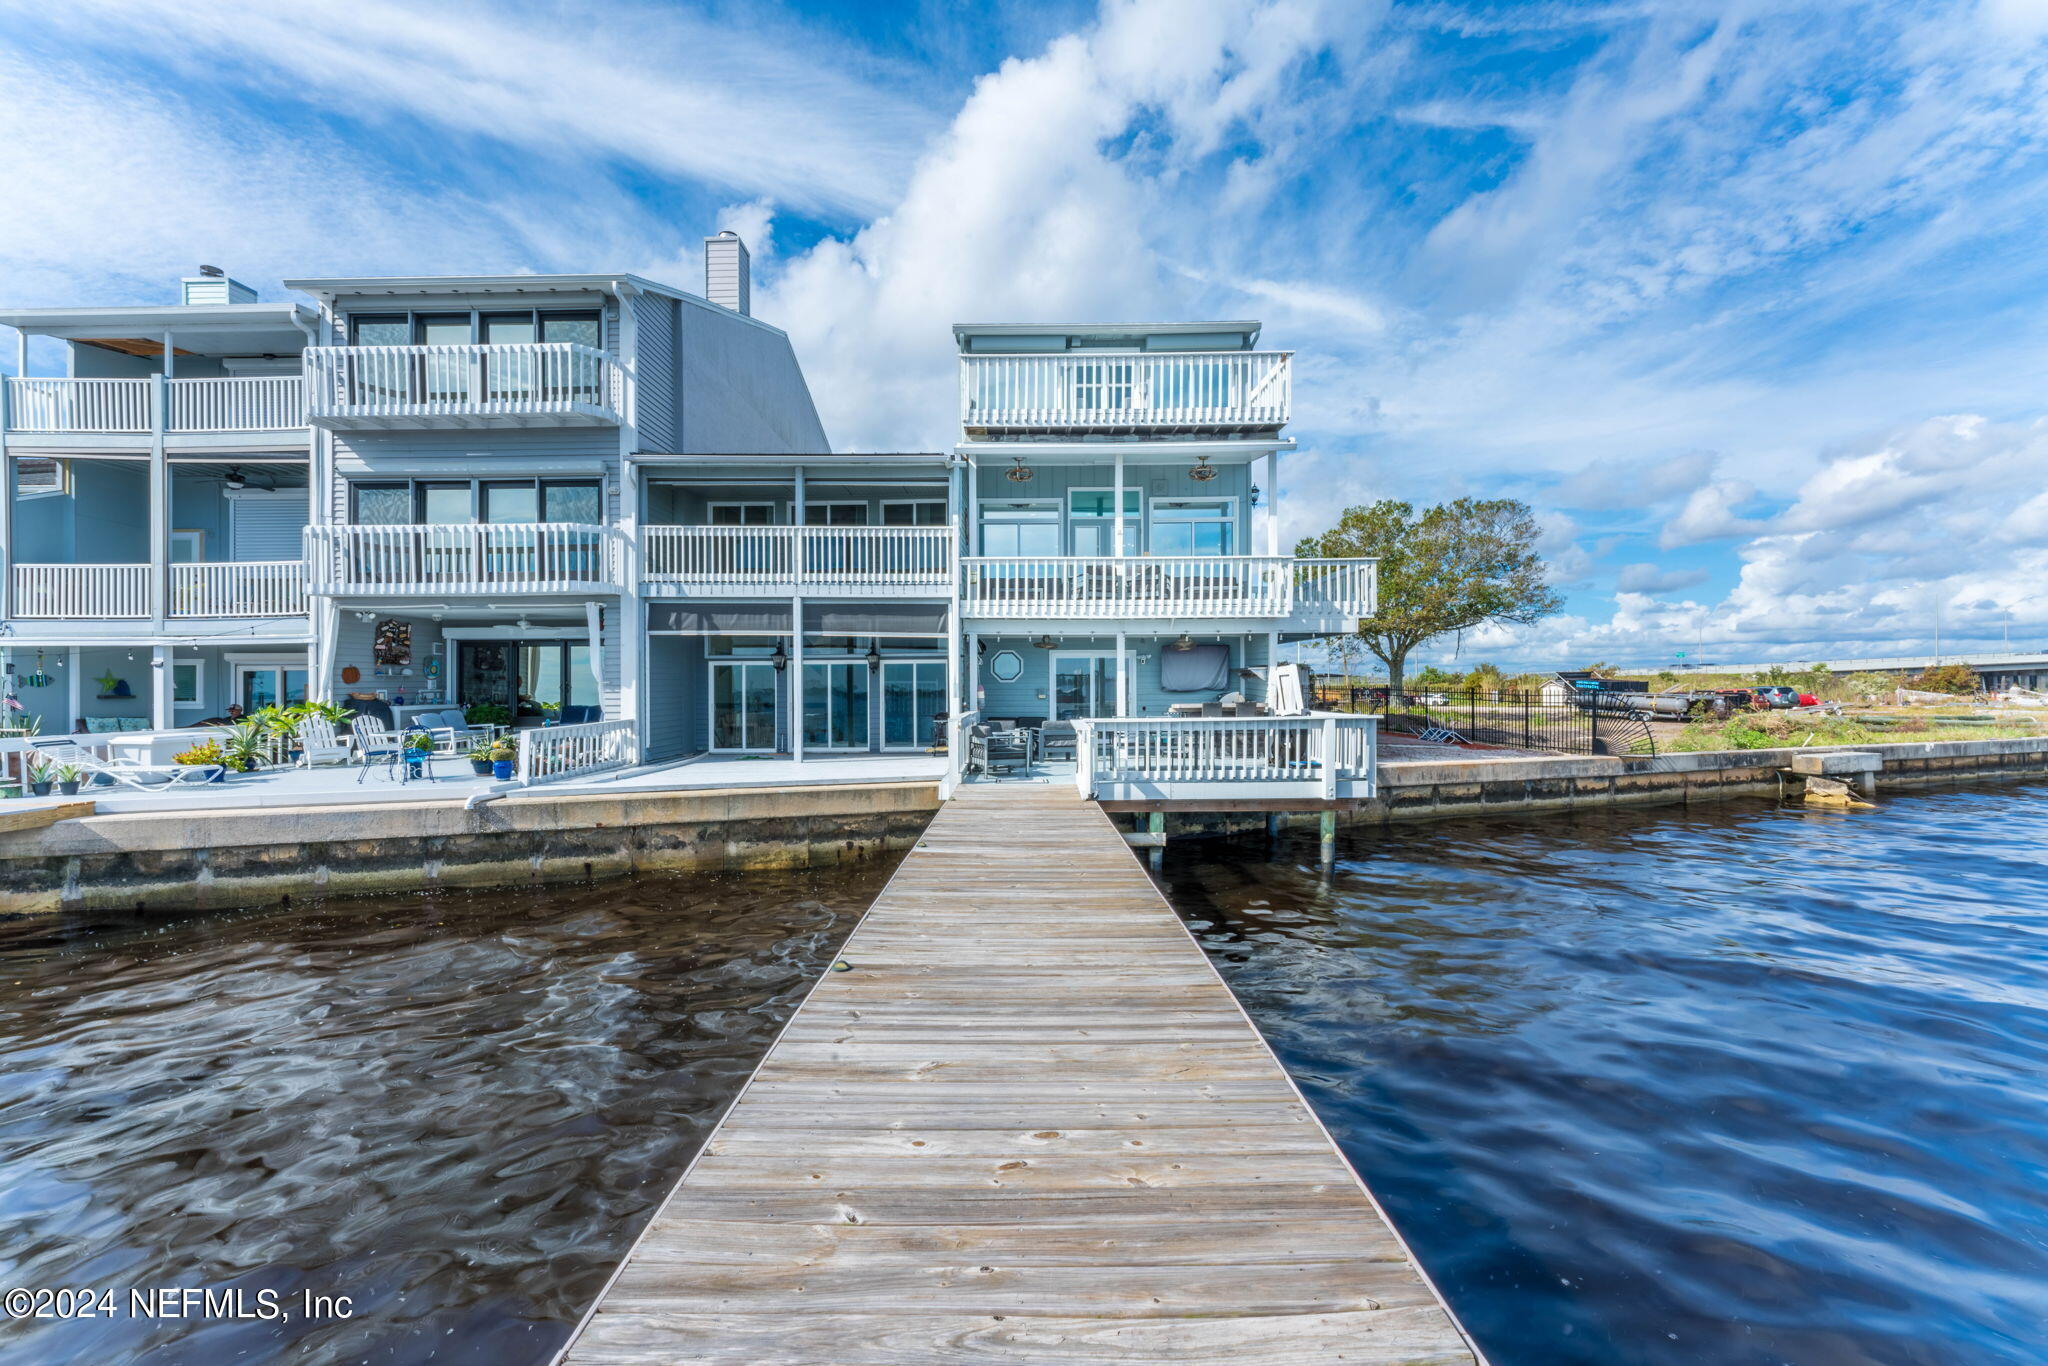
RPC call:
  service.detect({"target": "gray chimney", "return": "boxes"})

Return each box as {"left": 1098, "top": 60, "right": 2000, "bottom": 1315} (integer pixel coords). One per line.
{"left": 704, "top": 231, "right": 750, "bottom": 315}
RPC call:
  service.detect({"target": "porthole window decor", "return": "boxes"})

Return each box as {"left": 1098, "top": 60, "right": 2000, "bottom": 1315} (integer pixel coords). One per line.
{"left": 988, "top": 650, "right": 1024, "bottom": 683}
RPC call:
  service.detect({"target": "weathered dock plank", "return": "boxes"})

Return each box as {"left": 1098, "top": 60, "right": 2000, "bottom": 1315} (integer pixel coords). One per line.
{"left": 556, "top": 783, "right": 1479, "bottom": 1366}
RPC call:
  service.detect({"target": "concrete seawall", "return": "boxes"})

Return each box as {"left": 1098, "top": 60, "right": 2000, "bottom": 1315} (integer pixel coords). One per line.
{"left": 0, "top": 781, "right": 941, "bottom": 916}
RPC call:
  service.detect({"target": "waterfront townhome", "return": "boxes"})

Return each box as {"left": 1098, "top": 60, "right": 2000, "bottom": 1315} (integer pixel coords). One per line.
{"left": 948, "top": 320, "right": 1378, "bottom": 800}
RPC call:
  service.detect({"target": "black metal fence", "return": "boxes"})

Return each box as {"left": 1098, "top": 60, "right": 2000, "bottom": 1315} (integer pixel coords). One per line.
{"left": 1320, "top": 686, "right": 1657, "bottom": 757}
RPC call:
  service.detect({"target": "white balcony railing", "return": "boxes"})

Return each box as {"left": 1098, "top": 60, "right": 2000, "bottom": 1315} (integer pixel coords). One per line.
{"left": 10, "top": 563, "right": 151, "bottom": 618}
{"left": 170, "top": 561, "right": 308, "bottom": 617}
{"left": 3, "top": 378, "right": 151, "bottom": 433}
{"left": 1294, "top": 558, "right": 1378, "bottom": 617}
{"left": 517, "top": 718, "right": 636, "bottom": 784}
{"left": 960, "top": 351, "right": 1291, "bottom": 431}
{"left": 643, "top": 525, "right": 954, "bottom": 590}
{"left": 3, "top": 375, "right": 307, "bottom": 434}
{"left": 1074, "top": 713, "right": 1378, "bottom": 800}
{"left": 962, "top": 555, "right": 1296, "bottom": 618}
{"left": 168, "top": 376, "right": 305, "bottom": 431}
{"left": 303, "top": 343, "right": 619, "bottom": 425}
{"left": 304, "top": 523, "right": 620, "bottom": 594}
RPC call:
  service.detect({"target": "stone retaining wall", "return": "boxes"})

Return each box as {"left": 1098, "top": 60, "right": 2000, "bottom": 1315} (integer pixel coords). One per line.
{"left": 0, "top": 781, "right": 941, "bottom": 916}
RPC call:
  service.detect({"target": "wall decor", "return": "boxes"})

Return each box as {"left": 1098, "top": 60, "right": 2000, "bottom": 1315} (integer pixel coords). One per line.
{"left": 988, "top": 650, "right": 1024, "bottom": 683}
{"left": 341, "top": 666, "right": 361, "bottom": 685}
{"left": 373, "top": 618, "right": 412, "bottom": 666}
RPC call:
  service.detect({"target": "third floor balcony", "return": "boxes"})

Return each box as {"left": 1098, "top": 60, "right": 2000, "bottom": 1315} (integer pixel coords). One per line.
{"left": 959, "top": 350, "right": 1291, "bottom": 437}
{"left": 2, "top": 375, "right": 305, "bottom": 443}
{"left": 303, "top": 343, "right": 620, "bottom": 429}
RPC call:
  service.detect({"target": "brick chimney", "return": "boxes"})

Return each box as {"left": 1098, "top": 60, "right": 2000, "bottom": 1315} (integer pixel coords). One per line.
{"left": 703, "top": 231, "right": 750, "bottom": 315}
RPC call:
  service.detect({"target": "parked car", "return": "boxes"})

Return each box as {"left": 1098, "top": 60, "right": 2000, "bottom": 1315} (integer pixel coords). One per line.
{"left": 1752, "top": 685, "right": 1800, "bottom": 709}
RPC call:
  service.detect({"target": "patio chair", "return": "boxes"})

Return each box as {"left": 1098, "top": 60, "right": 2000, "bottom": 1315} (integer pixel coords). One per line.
{"left": 1036, "top": 720, "right": 1078, "bottom": 763}
{"left": 297, "top": 717, "right": 353, "bottom": 767}
{"left": 27, "top": 738, "right": 220, "bottom": 790}
{"left": 351, "top": 715, "right": 403, "bottom": 782}
{"left": 968, "top": 724, "right": 1030, "bottom": 776}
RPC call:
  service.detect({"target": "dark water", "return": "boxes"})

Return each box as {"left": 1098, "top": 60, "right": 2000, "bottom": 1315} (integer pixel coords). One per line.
{"left": 1161, "top": 786, "right": 2048, "bottom": 1366}
{"left": 0, "top": 862, "right": 891, "bottom": 1365}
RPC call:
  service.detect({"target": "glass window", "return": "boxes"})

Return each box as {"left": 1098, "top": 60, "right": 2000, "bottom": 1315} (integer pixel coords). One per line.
{"left": 349, "top": 315, "right": 409, "bottom": 345}
{"left": 1151, "top": 498, "right": 1235, "bottom": 556}
{"left": 980, "top": 501, "right": 1060, "bottom": 556}
{"left": 709, "top": 503, "right": 775, "bottom": 525}
{"left": 542, "top": 481, "right": 602, "bottom": 524}
{"left": 801, "top": 635, "right": 867, "bottom": 654}
{"left": 172, "top": 662, "right": 200, "bottom": 704}
{"left": 416, "top": 315, "right": 471, "bottom": 346}
{"left": 540, "top": 312, "right": 601, "bottom": 348}
{"left": 482, "top": 482, "right": 540, "bottom": 523}
{"left": 806, "top": 503, "right": 868, "bottom": 526}
{"left": 1068, "top": 490, "right": 1141, "bottom": 518}
{"left": 566, "top": 646, "right": 599, "bottom": 709}
{"left": 352, "top": 484, "right": 412, "bottom": 524}
{"left": 481, "top": 313, "right": 537, "bottom": 345}
{"left": 881, "top": 501, "right": 945, "bottom": 526}
{"left": 517, "top": 644, "right": 564, "bottom": 720}
{"left": 419, "top": 484, "right": 471, "bottom": 524}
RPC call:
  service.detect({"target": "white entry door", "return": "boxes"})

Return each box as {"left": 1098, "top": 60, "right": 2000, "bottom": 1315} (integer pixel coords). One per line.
{"left": 1049, "top": 652, "right": 1121, "bottom": 721}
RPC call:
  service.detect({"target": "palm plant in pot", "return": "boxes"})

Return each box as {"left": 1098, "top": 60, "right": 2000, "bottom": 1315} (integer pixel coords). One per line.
{"left": 464, "top": 737, "right": 495, "bottom": 776}
{"left": 54, "top": 763, "right": 83, "bottom": 796}
{"left": 219, "top": 720, "right": 269, "bottom": 774}
{"left": 24, "top": 756, "right": 52, "bottom": 797}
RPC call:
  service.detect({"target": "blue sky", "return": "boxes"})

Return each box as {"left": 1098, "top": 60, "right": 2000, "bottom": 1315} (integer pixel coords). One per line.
{"left": 4, "top": 0, "right": 2048, "bottom": 669}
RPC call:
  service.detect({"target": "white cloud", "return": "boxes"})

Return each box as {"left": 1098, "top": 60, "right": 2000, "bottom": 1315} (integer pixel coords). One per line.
{"left": 1660, "top": 480, "right": 1767, "bottom": 549}
{"left": 1616, "top": 563, "right": 1710, "bottom": 594}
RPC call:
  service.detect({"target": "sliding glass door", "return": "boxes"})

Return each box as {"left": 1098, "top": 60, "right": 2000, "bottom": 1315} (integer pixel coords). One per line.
{"left": 710, "top": 662, "right": 779, "bottom": 751}
{"left": 881, "top": 661, "right": 945, "bottom": 750}
{"left": 802, "top": 662, "right": 869, "bottom": 750}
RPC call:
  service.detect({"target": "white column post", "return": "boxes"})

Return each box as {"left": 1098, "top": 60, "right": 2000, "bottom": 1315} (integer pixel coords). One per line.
{"left": 313, "top": 597, "right": 340, "bottom": 702}
{"left": 1268, "top": 630, "right": 1281, "bottom": 707}
{"left": 964, "top": 630, "right": 979, "bottom": 713}
{"left": 943, "top": 606, "right": 962, "bottom": 794}
{"left": 1113, "top": 451, "right": 1126, "bottom": 557}
{"left": 1115, "top": 628, "right": 1129, "bottom": 718}
{"left": 151, "top": 645, "right": 172, "bottom": 730}
{"left": 149, "top": 374, "right": 168, "bottom": 629}
{"left": 789, "top": 594, "right": 804, "bottom": 763}
{"left": 1264, "top": 450, "right": 1280, "bottom": 556}
{"left": 67, "top": 647, "right": 80, "bottom": 732}
{"left": 964, "top": 455, "right": 978, "bottom": 553}
{"left": 162, "top": 330, "right": 175, "bottom": 381}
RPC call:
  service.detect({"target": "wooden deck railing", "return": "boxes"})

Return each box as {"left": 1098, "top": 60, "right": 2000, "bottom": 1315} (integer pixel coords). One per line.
{"left": 643, "top": 525, "right": 954, "bottom": 590}
{"left": 961, "top": 351, "right": 1291, "bottom": 430}
{"left": 304, "top": 523, "right": 621, "bottom": 594}
{"left": 169, "top": 561, "right": 308, "bottom": 617}
{"left": 167, "top": 376, "right": 305, "bottom": 431}
{"left": 9, "top": 563, "right": 151, "bottom": 618}
{"left": 1073, "top": 713, "right": 1378, "bottom": 799}
{"left": 3, "top": 378, "right": 151, "bottom": 433}
{"left": 962, "top": 555, "right": 1296, "bottom": 617}
{"left": 517, "top": 719, "right": 635, "bottom": 784}
{"left": 303, "top": 343, "right": 618, "bottom": 423}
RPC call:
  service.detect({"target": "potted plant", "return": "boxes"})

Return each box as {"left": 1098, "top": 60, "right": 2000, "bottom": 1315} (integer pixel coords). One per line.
{"left": 54, "top": 764, "right": 83, "bottom": 797}
{"left": 488, "top": 740, "right": 517, "bottom": 781}
{"left": 24, "top": 756, "right": 52, "bottom": 797}
{"left": 254, "top": 704, "right": 302, "bottom": 761}
{"left": 219, "top": 720, "right": 269, "bottom": 774}
{"left": 173, "top": 739, "right": 228, "bottom": 782}
{"left": 465, "top": 737, "right": 495, "bottom": 776}
{"left": 539, "top": 700, "right": 562, "bottom": 727}
{"left": 465, "top": 702, "right": 513, "bottom": 730}
{"left": 404, "top": 731, "right": 434, "bottom": 774}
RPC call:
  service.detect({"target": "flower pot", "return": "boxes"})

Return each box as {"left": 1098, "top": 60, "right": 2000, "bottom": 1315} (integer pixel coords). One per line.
{"left": 209, "top": 768, "right": 226, "bottom": 784}
{"left": 29, "top": 782, "right": 50, "bottom": 797}
{"left": 491, "top": 759, "right": 515, "bottom": 780}
{"left": 288, "top": 749, "right": 303, "bottom": 764}
{"left": 470, "top": 758, "right": 493, "bottom": 776}
{"left": 58, "top": 781, "right": 79, "bottom": 796}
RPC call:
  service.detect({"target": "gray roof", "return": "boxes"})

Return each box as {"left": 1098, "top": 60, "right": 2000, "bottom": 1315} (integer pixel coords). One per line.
{"left": 952, "top": 320, "right": 1261, "bottom": 340}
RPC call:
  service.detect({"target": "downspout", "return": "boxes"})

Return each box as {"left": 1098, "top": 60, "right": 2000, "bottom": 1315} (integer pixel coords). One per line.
{"left": 609, "top": 281, "right": 644, "bottom": 760}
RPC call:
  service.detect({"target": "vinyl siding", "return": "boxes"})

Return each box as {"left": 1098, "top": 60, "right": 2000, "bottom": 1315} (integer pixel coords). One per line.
{"left": 673, "top": 300, "right": 829, "bottom": 454}
{"left": 633, "top": 292, "right": 677, "bottom": 453}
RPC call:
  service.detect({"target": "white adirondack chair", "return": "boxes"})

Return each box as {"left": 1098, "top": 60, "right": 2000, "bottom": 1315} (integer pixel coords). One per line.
{"left": 297, "top": 717, "right": 351, "bottom": 767}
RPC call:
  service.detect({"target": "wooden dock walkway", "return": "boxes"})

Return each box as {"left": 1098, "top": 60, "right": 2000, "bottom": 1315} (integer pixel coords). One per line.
{"left": 557, "top": 783, "right": 1478, "bottom": 1365}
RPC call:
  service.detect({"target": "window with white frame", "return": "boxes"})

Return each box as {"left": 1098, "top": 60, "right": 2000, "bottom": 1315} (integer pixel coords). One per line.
{"left": 978, "top": 500, "right": 1059, "bottom": 556}
{"left": 1150, "top": 497, "right": 1236, "bottom": 556}
{"left": 14, "top": 458, "right": 67, "bottom": 499}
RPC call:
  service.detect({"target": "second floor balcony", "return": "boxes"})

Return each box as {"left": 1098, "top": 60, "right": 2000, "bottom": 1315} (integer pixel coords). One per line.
{"left": 9, "top": 561, "right": 308, "bottom": 620}
{"left": 305, "top": 522, "right": 622, "bottom": 595}
{"left": 303, "top": 343, "right": 620, "bottom": 429}
{"left": 960, "top": 555, "right": 1374, "bottom": 622}
{"left": 642, "top": 525, "right": 954, "bottom": 596}
{"left": 960, "top": 350, "right": 1291, "bottom": 436}
{"left": 2, "top": 376, "right": 305, "bottom": 439}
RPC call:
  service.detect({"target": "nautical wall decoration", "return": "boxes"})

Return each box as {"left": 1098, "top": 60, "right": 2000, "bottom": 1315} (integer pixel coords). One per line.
{"left": 374, "top": 618, "right": 412, "bottom": 666}
{"left": 95, "top": 670, "right": 133, "bottom": 699}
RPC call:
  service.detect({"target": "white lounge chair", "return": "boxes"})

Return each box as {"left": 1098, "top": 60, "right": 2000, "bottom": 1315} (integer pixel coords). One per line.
{"left": 29, "top": 738, "right": 221, "bottom": 790}
{"left": 297, "top": 717, "right": 352, "bottom": 768}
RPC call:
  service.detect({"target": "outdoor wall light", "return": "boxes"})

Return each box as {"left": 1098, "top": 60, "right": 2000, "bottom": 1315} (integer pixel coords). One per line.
{"left": 770, "top": 642, "right": 788, "bottom": 672}
{"left": 865, "top": 641, "right": 882, "bottom": 671}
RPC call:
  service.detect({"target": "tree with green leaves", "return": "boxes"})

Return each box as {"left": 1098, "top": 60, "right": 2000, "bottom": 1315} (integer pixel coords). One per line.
{"left": 1296, "top": 498, "right": 1564, "bottom": 695}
